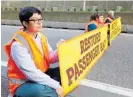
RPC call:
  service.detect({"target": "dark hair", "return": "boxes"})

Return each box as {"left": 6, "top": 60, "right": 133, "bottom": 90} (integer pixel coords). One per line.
{"left": 90, "top": 14, "right": 97, "bottom": 21}
{"left": 19, "top": 6, "right": 42, "bottom": 29}
{"left": 95, "top": 12, "right": 99, "bottom": 18}
{"left": 94, "top": 12, "right": 103, "bottom": 19}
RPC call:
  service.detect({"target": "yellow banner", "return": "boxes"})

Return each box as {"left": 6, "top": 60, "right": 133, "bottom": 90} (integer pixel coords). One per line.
{"left": 110, "top": 17, "right": 122, "bottom": 43}
{"left": 58, "top": 25, "right": 108, "bottom": 95}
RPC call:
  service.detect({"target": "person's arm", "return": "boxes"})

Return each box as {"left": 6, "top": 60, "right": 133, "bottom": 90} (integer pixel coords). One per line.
{"left": 11, "top": 41, "right": 61, "bottom": 89}
{"left": 47, "top": 42, "right": 59, "bottom": 64}
{"left": 85, "top": 24, "right": 88, "bottom": 33}
{"left": 45, "top": 36, "right": 65, "bottom": 64}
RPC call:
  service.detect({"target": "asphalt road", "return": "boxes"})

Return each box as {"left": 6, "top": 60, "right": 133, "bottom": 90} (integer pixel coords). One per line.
{"left": 1, "top": 25, "right": 133, "bottom": 97}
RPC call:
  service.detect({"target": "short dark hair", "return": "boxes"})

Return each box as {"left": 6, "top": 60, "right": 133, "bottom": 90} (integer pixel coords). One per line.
{"left": 19, "top": 6, "right": 42, "bottom": 29}
{"left": 94, "top": 12, "right": 103, "bottom": 19}
{"left": 90, "top": 14, "right": 97, "bottom": 21}
{"left": 94, "top": 12, "right": 99, "bottom": 18}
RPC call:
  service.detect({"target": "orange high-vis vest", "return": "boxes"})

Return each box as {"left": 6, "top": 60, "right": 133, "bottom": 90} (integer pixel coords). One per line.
{"left": 4, "top": 30, "right": 50, "bottom": 96}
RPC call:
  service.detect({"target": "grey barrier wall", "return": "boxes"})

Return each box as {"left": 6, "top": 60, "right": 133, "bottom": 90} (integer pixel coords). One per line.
{"left": 1, "top": 11, "right": 133, "bottom": 25}
{"left": 1, "top": 1, "right": 133, "bottom": 11}
{"left": 1, "top": 19, "right": 133, "bottom": 33}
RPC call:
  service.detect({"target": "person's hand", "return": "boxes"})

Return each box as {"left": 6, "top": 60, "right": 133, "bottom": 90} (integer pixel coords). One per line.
{"left": 56, "top": 86, "right": 64, "bottom": 97}
{"left": 56, "top": 39, "right": 65, "bottom": 48}
{"left": 119, "top": 16, "right": 122, "bottom": 19}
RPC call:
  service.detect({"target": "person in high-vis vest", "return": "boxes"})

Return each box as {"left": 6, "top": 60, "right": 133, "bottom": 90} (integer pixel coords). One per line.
{"left": 104, "top": 11, "right": 114, "bottom": 46}
{"left": 4, "top": 7, "right": 64, "bottom": 97}
{"left": 104, "top": 11, "right": 114, "bottom": 24}
{"left": 85, "top": 14, "right": 99, "bottom": 33}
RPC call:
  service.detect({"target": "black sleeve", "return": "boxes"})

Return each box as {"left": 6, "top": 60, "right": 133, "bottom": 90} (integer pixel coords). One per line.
{"left": 106, "top": 19, "right": 111, "bottom": 23}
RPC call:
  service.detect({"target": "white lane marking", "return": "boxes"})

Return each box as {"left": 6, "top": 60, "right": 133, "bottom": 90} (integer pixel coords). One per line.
{"left": 80, "top": 79, "right": 133, "bottom": 97}
{"left": 120, "top": 33, "right": 133, "bottom": 37}
{"left": 1, "top": 61, "right": 7, "bottom": 67}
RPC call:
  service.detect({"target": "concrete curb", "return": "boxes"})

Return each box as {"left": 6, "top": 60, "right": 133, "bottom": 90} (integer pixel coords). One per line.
{"left": 2, "top": 19, "right": 133, "bottom": 34}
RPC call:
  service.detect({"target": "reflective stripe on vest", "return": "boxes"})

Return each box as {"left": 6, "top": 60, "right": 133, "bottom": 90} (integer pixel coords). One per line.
{"left": 8, "top": 93, "right": 13, "bottom": 97}
{"left": 15, "top": 34, "right": 33, "bottom": 59}
{"left": 9, "top": 78, "right": 27, "bottom": 85}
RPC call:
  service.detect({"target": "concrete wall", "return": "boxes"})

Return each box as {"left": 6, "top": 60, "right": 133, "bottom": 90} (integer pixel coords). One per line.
{"left": 1, "top": 1, "right": 133, "bottom": 11}
{"left": 85, "top": 1, "right": 133, "bottom": 11}
{"left": 1, "top": 11, "right": 133, "bottom": 25}
{"left": 2, "top": 19, "right": 133, "bottom": 34}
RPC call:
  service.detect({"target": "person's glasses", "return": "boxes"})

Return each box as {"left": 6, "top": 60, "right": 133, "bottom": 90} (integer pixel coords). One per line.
{"left": 28, "top": 18, "right": 43, "bottom": 23}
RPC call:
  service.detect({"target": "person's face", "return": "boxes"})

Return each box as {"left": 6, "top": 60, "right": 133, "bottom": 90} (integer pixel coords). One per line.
{"left": 99, "top": 15, "right": 104, "bottom": 23}
{"left": 25, "top": 13, "right": 43, "bottom": 33}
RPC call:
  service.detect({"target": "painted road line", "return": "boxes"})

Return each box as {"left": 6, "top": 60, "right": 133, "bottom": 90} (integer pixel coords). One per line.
{"left": 80, "top": 79, "right": 133, "bottom": 97}
{"left": 120, "top": 33, "right": 133, "bottom": 36}
{"left": 1, "top": 61, "right": 7, "bottom": 67}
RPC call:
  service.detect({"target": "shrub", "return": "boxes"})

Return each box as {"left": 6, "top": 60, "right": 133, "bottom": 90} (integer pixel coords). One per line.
{"left": 80, "top": 8, "right": 83, "bottom": 11}
{"left": 87, "top": 8, "right": 91, "bottom": 12}
{"left": 74, "top": 8, "right": 76, "bottom": 11}
{"left": 14, "top": 7, "right": 17, "bottom": 11}
{"left": 112, "top": 8, "right": 116, "bottom": 11}
{"left": 96, "top": 8, "right": 99, "bottom": 12}
{"left": 42, "top": 8, "right": 45, "bottom": 11}
{"left": 51, "top": 8, "right": 53, "bottom": 11}
{"left": 104, "top": 9, "right": 107, "bottom": 12}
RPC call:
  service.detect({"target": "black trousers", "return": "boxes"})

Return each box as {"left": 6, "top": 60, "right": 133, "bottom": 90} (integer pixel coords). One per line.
{"left": 46, "top": 67, "right": 61, "bottom": 85}
{"left": 14, "top": 67, "right": 61, "bottom": 97}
